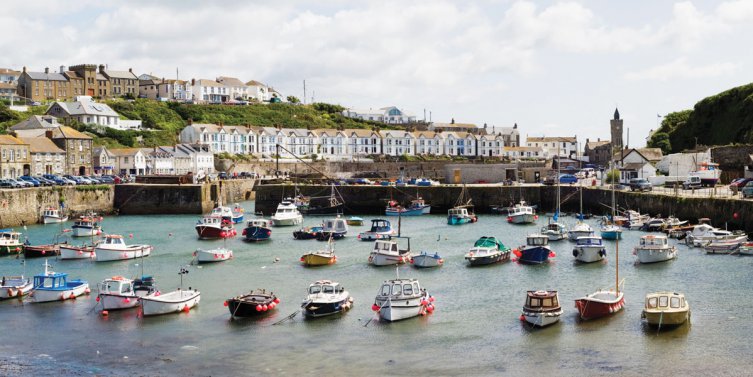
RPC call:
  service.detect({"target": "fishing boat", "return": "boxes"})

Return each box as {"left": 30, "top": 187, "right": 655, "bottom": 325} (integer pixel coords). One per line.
{"left": 410, "top": 252, "right": 444, "bottom": 268}
{"left": 30, "top": 260, "right": 89, "bottom": 303}
{"left": 643, "top": 218, "right": 666, "bottom": 232}
{"left": 385, "top": 198, "right": 431, "bottom": 216}
{"left": 0, "top": 276, "right": 33, "bottom": 299}
{"left": 293, "top": 226, "right": 323, "bottom": 240}
{"left": 520, "top": 290, "right": 562, "bottom": 327}
{"left": 704, "top": 238, "right": 747, "bottom": 254}
{"left": 447, "top": 185, "right": 478, "bottom": 225}
{"left": 71, "top": 215, "right": 102, "bottom": 237}
{"left": 738, "top": 242, "right": 753, "bottom": 255}
{"left": 270, "top": 200, "right": 304, "bottom": 226}
{"left": 226, "top": 289, "right": 279, "bottom": 318}
{"left": 689, "top": 161, "right": 721, "bottom": 186}
{"left": 372, "top": 278, "right": 433, "bottom": 322}
{"left": 600, "top": 223, "right": 622, "bottom": 240}
{"left": 301, "top": 237, "right": 337, "bottom": 266}
{"left": 242, "top": 218, "right": 272, "bottom": 242}
{"left": 465, "top": 236, "right": 511, "bottom": 266}
{"left": 301, "top": 280, "right": 353, "bottom": 318}
{"left": 141, "top": 267, "right": 199, "bottom": 316}
{"left": 59, "top": 243, "right": 96, "bottom": 260}
{"left": 358, "top": 219, "right": 395, "bottom": 241}
{"left": 507, "top": 201, "right": 537, "bottom": 224}
{"left": 317, "top": 217, "right": 349, "bottom": 240}
{"left": 568, "top": 222, "right": 594, "bottom": 241}
{"left": 541, "top": 222, "right": 568, "bottom": 241}
{"left": 94, "top": 235, "right": 153, "bottom": 262}
{"left": 641, "top": 291, "right": 690, "bottom": 327}
{"left": 231, "top": 203, "right": 244, "bottom": 224}
{"left": 634, "top": 235, "right": 677, "bottom": 263}
{"left": 346, "top": 216, "right": 364, "bottom": 226}
{"left": 97, "top": 276, "right": 156, "bottom": 311}
{"left": 685, "top": 224, "right": 745, "bottom": 247}
{"left": 662, "top": 217, "right": 687, "bottom": 230}
{"left": 0, "top": 229, "right": 24, "bottom": 256}
{"left": 369, "top": 238, "right": 411, "bottom": 266}
{"left": 299, "top": 184, "right": 344, "bottom": 216}
{"left": 194, "top": 247, "right": 233, "bottom": 263}
{"left": 195, "top": 214, "right": 236, "bottom": 239}
{"left": 615, "top": 210, "right": 649, "bottom": 230}
{"left": 573, "top": 236, "right": 606, "bottom": 263}
{"left": 515, "top": 234, "right": 555, "bottom": 264}
{"left": 41, "top": 207, "right": 68, "bottom": 224}
{"left": 23, "top": 243, "right": 60, "bottom": 258}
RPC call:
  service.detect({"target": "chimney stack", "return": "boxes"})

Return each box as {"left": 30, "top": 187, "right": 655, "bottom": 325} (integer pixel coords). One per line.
{"left": 99, "top": 64, "right": 105, "bottom": 73}
{"left": 191, "top": 78, "right": 195, "bottom": 86}
{"left": 60, "top": 65, "right": 66, "bottom": 73}
{"left": 187, "top": 118, "right": 193, "bottom": 125}
{"left": 128, "top": 68, "right": 133, "bottom": 73}
{"left": 44, "top": 67, "right": 49, "bottom": 74}
{"left": 45, "top": 130, "right": 53, "bottom": 139}
{"left": 22, "top": 66, "right": 26, "bottom": 73}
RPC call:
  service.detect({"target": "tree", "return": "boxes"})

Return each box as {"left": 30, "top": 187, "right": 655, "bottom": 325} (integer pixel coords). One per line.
{"left": 287, "top": 96, "right": 300, "bottom": 104}
{"left": 605, "top": 169, "right": 620, "bottom": 184}
{"left": 647, "top": 132, "right": 672, "bottom": 155}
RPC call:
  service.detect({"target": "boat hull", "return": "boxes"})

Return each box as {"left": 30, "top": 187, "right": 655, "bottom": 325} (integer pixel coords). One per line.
{"left": 518, "top": 246, "right": 551, "bottom": 264}
{"left": 0, "top": 279, "right": 33, "bottom": 299}
{"left": 377, "top": 298, "right": 424, "bottom": 322}
{"left": 465, "top": 252, "right": 510, "bottom": 266}
{"left": 600, "top": 230, "right": 622, "bottom": 240}
{"left": 72, "top": 226, "right": 101, "bottom": 237}
{"left": 369, "top": 252, "right": 409, "bottom": 266}
{"left": 43, "top": 216, "right": 68, "bottom": 224}
{"left": 543, "top": 231, "right": 567, "bottom": 241}
{"left": 196, "top": 248, "right": 233, "bottom": 263}
{"left": 24, "top": 244, "right": 60, "bottom": 258}
{"left": 642, "top": 310, "right": 690, "bottom": 326}
{"left": 98, "top": 293, "right": 141, "bottom": 310}
{"left": 0, "top": 244, "right": 23, "bottom": 256}
{"left": 636, "top": 248, "right": 677, "bottom": 263}
{"left": 243, "top": 226, "right": 271, "bottom": 242}
{"left": 447, "top": 215, "right": 476, "bottom": 225}
{"left": 522, "top": 310, "right": 562, "bottom": 327}
{"left": 300, "top": 204, "right": 344, "bottom": 216}
{"left": 141, "top": 290, "right": 200, "bottom": 316}
{"left": 270, "top": 216, "right": 303, "bottom": 227}
{"left": 301, "top": 253, "right": 336, "bottom": 266}
{"left": 508, "top": 214, "right": 535, "bottom": 224}
{"left": 95, "top": 245, "right": 152, "bottom": 262}
{"left": 195, "top": 225, "right": 236, "bottom": 239}
{"left": 574, "top": 293, "right": 625, "bottom": 320}
{"left": 59, "top": 245, "right": 95, "bottom": 260}
{"left": 411, "top": 255, "right": 443, "bottom": 268}
{"left": 574, "top": 246, "right": 606, "bottom": 263}
{"left": 31, "top": 282, "right": 89, "bottom": 303}
{"left": 358, "top": 232, "right": 393, "bottom": 241}
{"left": 303, "top": 297, "right": 353, "bottom": 318}
{"left": 568, "top": 230, "right": 593, "bottom": 241}
{"left": 385, "top": 206, "right": 431, "bottom": 216}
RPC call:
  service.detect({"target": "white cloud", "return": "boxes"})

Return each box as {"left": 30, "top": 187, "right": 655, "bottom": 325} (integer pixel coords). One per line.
{"left": 624, "top": 57, "right": 738, "bottom": 81}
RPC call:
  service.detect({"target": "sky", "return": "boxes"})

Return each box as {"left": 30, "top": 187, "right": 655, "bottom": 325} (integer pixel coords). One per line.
{"left": 2, "top": 0, "right": 752, "bottom": 147}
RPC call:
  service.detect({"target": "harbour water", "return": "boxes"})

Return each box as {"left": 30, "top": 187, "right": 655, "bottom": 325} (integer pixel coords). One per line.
{"left": 1, "top": 202, "right": 751, "bottom": 376}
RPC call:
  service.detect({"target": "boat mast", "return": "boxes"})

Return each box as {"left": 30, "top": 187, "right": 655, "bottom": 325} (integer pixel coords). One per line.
{"left": 556, "top": 145, "right": 561, "bottom": 220}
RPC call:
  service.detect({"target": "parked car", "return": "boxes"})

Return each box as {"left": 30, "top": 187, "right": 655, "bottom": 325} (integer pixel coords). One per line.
{"left": 85, "top": 175, "right": 102, "bottom": 184}
{"left": 730, "top": 178, "right": 753, "bottom": 193}
{"left": 34, "top": 176, "right": 54, "bottom": 186}
{"left": 43, "top": 174, "right": 68, "bottom": 185}
{"left": 0, "top": 179, "right": 12, "bottom": 188}
{"left": 629, "top": 178, "right": 652, "bottom": 192}
{"left": 218, "top": 172, "right": 229, "bottom": 180}
{"left": 8, "top": 178, "right": 31, "bottom": 188}
{"left": 63, "top": 175, "right": 84, "bottom": 185}
{"left": 559, "top": 174, "right": 578, "bottom": 184}
{"left": 97, "top": 176, "right": 115, "bottom": 184}
{"left": 742, "top": 181, "right": 753, "bottom": 198}
{"left": 19, "top": 176, "right": 41, "bottom": 187}
{"left": 682, "top": 176, "right": 702, "bottom": 190}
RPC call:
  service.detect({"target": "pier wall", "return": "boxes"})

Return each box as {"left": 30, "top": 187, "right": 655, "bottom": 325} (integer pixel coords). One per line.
{"left": 114, "top": 179, "right": 256, "bottom": 215}
{"left": 0, "top": 186, "right": 114, "bottom": 228}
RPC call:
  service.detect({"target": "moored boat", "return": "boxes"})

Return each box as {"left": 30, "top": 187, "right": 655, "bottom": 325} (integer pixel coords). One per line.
{"left": 520, "top": 290, "right": 562, "bottom": 327}
{"left": 358, "top": 219, "right": 395, "bottom": 241}
{"left": 739, "top": 242, "right": 753, "bottom": 255}
{"left": 94, "top": 235, "right": 153, "bottom": 262}
{"left": 23, "top": 243, "right": 61, "bottom": 258}
{"left": 194, "top": 247, "right": 233, "bottom": 263}
{"left": 369, "top": 237, "right": 411, "bottom": 266}
{"left": 299, "top": 185, "right": 344, "bottom": 216}
{"left": 97, "top": 276, "right": 154, "bottom": 311}
{"left": 226, "top": 289, "right": 279, "bottom": 318}
{"left": 574, "top": 289, "right": 625, "bottom": 320}
{"left": 704, "top": 238, "right": 746, "bottom": 254}
{"left": 634, "top": 235, "right": 677, "bottom": 263}
{"left": 242, "top": 219, "right": 272, "bottom": 242}
{"left": 41, "top": 207, "right": 68, "bottom": 224}
{"left": 71, "top": 215, "right": 102, "bottom": 237}
{"left": 59, "top": 244, "right": 96, "bottom": 260}
{"left": 447, "top": 185, "right": 477, "bottom": 225}
{"left": 465, "top": 236, "right": 510, "bottom": 266}
{"left": 30, "top": 260, "right": 89, "bottom": 303}
{"left": 507, "top": 201, "right": 537, "bottom": 224}
{"left": 0, "top": 276, "right": 33, "bottom": 299}
{"left": 300, "top": 238, "right": 337, "bottom": 266}
{"left": 195, "top": 214, "right": 236, "bottom": 239}
{"left": 317, "top": 217, "right": 349, "bottom": 240}
{"left": 573, "top": 236, "right": 606, "bottom": 263}
{"left": 568, "top": 222, "right": 594, "bottom": 241}
{"left": 0, "top": 229, "right": 24, "bottom": 256}
{"left": 293, "top": 226, "right": 323, "bottom": 240}
{"left": 141, "top": 289, "right": 200, "bottom": 316}
{"left": 301, "top": 280, "right": 353, "bottom": 318}
{"left": 410, "top": 252, "right": 444, "bottom": 268}
{"left": 372, "top": 278, "right": 433, "bottom": 321}
{"left": 515, "top": 234, "right": 555, "bottom": 264}
{"left": 600, "top": 224, "right": 622, "bottom": 240}
{"left": 346, "top": 216, "right": 364, "bottom": 226}
{"left": 231, "top": 203, "right": 244, "bottom": 224}
{"left": 641, "top": 291, "right": 690, "bottom": 328}
{"left": 270, "top": 200, "right": 304, "bottom": 226}
{"left": 385, "top": 198, "right": 431, "bottom": 216}
{"left": 541, "top": 222, "right": 567, "bottom": 241}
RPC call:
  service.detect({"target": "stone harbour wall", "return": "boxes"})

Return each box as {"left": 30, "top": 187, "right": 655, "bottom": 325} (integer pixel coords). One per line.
{"left": 0, "top": 186, "right": 114, "bottom": 228}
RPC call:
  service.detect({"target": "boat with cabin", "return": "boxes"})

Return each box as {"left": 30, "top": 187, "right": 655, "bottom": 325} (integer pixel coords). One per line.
{"left": 541, "top": 222, "right": 568, "bottom": 241}
{"left": 369, "top": 238, "right": 411, "bottom": 266}
{"left": 299, "top": 184, "right": 344, "bottom": 216}
{"left": 42, "top": 207, "right": 68, "bottom": 224}
{"left": 634, "top": 235, "right": 677, "bottom": 263}
{"left": 515, "top": 234, "right": 555, "bottom": 264}
{"left": 372, "top": 278, "right": 433, "bottom": 322}
{"left": 465, "top": 236, "right": 510, "bottom": 266}
{"left": 301, "top": 237, "right": 337, "bottom": 266}
{"left": 573, "top": 236, "right": 606, "bottom": 263}
{"left": 0, "top": 276, "right": 33, "bottom": 299}
{"left": 293, "top": 226, "right": 324, "bottom": 240}
{"left": 226, "top": 289, "right": 279, "bottom": 318}
{"left": 231, "top": 203, "right": 244, "bottom": 224}
{"left": 242, "top": 218, "right": 272, "bottom": 242}
{"left": 317, "top": 217, "right": 349, "bottom": 240}
{"left": 358, "top": 219, "right": 395, "bottom": 241}
{"left": 641, "top": 291, "right": 690, "bottom": 327}
{"left": 59, "top": 243, "right": 96, "bottom": 260}
{"left": 447, "top": 185, "right": 478, "bottom": 225}
{"left": 97, "top": 276, "right": 156, "bottom": 311}
{"left": 94, "top": 235, "right": 153, "bottom": 262}
{"left": 685, "top": 224, "right": 745, "bottom": 247}
{"left": 301, "top": 280, "right": 353, "bottom": 318}
{"left": 690, "top": 162, "right": 721, "bottom": 186}
{"left": 270, "top": 200, "right": 304, "bottom": 226}
{"left": 0, "top": 230, "right": 23, "bottom": 256}
{"left": 195, "top": 214, "right": 236, "bottom": 239}
{"left": 704, "top": 238, "right": 747, "bottom": 254}
{"left": 521, "top": 290, "right": 562, "bottom": 327}
{"left": 346, "top": 216, "right": 364, "bottom": 226}
{"left": 30, "top": 260, "right": 89, "bottom": 303}
{"left": 568, "top": 222, "right": 594, "bottom": 241}
{"left": 385, "top": 198, "right": 431, "bottom": 216}
{"left": 507, "top": 201, "right": 537, "bottom": 224}
{"left": 71, "top": 215, "right": 102, "bottom": 237}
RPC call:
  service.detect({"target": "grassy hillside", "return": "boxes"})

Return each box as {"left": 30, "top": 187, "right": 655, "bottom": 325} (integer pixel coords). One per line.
{"left": 648, "top": 83, "right": 753, "bottom": 153}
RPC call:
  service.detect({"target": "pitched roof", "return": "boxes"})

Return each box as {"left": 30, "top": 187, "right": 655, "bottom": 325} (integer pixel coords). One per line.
{"left": 25, "top": 71, "right": 68, "bottom": 81}
{"left": 216, "top": 77, "right": 246, "bottom": 87}
{"left": 527, "top": 136, "right": 577, "bottom": 143}
{"left": 245, "top": 80, "right": 267, "bottom": 87}
{"left": 0, "top": 135, "right": 25, "bottom": 145}
{"left": 19, "top": 137, "right": 64, "bottom": 153}
{"left": 94, "top": 146, "right": 114, "bottom": 158}
{"left": 586, "top": 140, "right": 610, "bottom": 149}
{"left": 103, "top": 69, "right": 137, "bottom": 80}
{"left": 504, "top": 146, "right": 542, "bottom": 152}
{"left": 620, "top": 162, "right": 652, "bottom": 170}
{"left": 10, "top": 115, "right": 61, "bottom": 131}
{"left": 194, "top": 79, "right": 224, "bottom": 87}
{"left": 412, "top": 131, "right": 441, "bottom": 138}
{"left": 431, "top": 122, "right": 478, "bottom": 129}
{"left": 108, "top": 148, "right": 143, "bottom": 157}
{"left": 52, "top": 126, "right": 92, "bottom": 140}
{"left": 344, "top": 128, "right": 378, "bottom": 137}
{"left": 637, "top": 147, "right": 663, "bottom": 161}
{"left": 49, "top": 100, "right": 119, "bottom": 117}
{"left": 0, "top": 68, "right": 20, "bottom": 75}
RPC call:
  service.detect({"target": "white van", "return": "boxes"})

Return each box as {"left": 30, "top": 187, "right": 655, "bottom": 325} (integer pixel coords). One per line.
{"left": 682, "top": 176, "right": 702, "bottom": 190}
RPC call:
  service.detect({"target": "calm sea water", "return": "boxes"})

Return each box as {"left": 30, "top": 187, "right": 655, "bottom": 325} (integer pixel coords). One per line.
{"left": 0, "top": 202, "right": 751, "bottom": 376}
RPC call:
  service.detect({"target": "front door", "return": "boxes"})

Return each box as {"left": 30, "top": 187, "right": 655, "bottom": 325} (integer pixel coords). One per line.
{"left": 79, "top": 166, "right": 86, "bottom": 175}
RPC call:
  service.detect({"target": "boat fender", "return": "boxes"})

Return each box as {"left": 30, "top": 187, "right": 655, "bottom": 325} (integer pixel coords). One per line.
{"left": 7, "top": 289, "right": 13, "bottom": 297}
{"left": 599, "top": 249, "right": 606, "bottom": 257}
{"left": 572, "top": 249, "right": 578, "bottom": 257}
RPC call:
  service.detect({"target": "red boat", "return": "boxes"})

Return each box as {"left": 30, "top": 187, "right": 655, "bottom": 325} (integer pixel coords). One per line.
{"left": 195, "top": 215, "right": 237, "bottom": 239}
{"left": 574, "top": 290, "right": 625, "bottom": 320}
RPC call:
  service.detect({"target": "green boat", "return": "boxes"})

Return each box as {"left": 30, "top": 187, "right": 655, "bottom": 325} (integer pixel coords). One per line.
{"left": 0, "top": 230, "right": 24, "bottom": 256}
{"left": 465, "top": 236, "right": 511, "bottom": 266}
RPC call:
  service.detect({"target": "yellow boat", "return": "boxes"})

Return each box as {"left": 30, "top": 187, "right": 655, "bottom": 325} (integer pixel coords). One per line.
{"left": 300, "top": 239, "right": 336, "bottom": 266}
{"left": 641, "top": 291, "right": 690, "bottom": 327}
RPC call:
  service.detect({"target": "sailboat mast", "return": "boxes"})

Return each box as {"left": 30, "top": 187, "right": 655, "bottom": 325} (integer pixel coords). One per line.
{"left": 615, "top": 231, "right": 620, "bottom": 294}
{"left": 556, "top": 145, "right": 561, "bottom": 215}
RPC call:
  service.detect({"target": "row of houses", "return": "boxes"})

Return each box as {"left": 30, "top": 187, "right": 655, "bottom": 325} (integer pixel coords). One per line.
{"left": 138, "top": 77, "right": 281, "bottom": 103}
{"left": 179, "top": 122, "right": 516, "bottom": 159}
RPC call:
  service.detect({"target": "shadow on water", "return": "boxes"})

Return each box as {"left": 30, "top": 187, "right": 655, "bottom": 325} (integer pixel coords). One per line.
{"left": 640, "top": 319, "right": 691, "bottom": 337}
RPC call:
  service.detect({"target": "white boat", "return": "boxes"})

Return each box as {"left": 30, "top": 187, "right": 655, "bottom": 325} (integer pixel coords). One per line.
{"left": 140, "top": 289, "right": 201, "bottom": 316}
{"left": 685, "top": 224, "right": 744, "bottom": 247}
{"left": 358, "top": 219, "right": 396, "bottom": 241}
{"left": 71, "top": 215, "right": 102, "bottom": 237}
{"left": 194, "top": 247, "right": 233, "bottom": 263}
{"left": 573, "top": 236, "right": 606, "bottom": 263}
{"left": 42, "top": 207, "right": 68, "bottom": 224}
{"left": 0, "top": 229, "right": 24, "bottom": 256}
{"left": 373, "top": 278, "right": 432, "bottom": 322}
{"left": 541, "top": 222, "right": 567, "bottom": 241}
{"left": 319, "top": 216, "right": 349, "bottom": 239}
{"left": 705, "top": 237, "right": 747, "bottom": 254}
{"left": 97, "top": 276, "right": 153, "bottom": 311}
{"left": 0, "top": 276, "right": 33, "bottom": 299}
{"left": 270, "top": 200, "right": 303, "bottom": 227}
{"left": 301, "top": 280, "right": 354, "bottom": 318}
{"left": 369, "top": 239, "right": 411, "bottom": 266}
{"left": 689, "top": 162, "right": 721, "bottom": 186}
{"left": 59, "top": 244, "right": 96, "bottom": 260}
{"left": 410, "top": 252, "right": 444, "bottom": 268}
{"left": 507, "top": 201, "right": 537, "bottom": 224}
{"left": 568, "top": 222, "right": 594, "bottom": 241}
{"left": 738, "top": 242, "right": 753, "bottom": 255}
{"left": 634, "top": 235, "right": 677, "bottom": 263}
{"left": 30, "top": 260, "right": 89, "bottom": 303}
{"left": 521, "top": 290, "right": 562, "bottom": 327}
{"left": 94, "top": 235, "right": 153, "bottom": 262}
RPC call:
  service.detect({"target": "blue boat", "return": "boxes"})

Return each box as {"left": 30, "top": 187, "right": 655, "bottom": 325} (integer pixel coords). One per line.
{"left": 242, "top": 219, "right": 272, "bottom": 242}
{"left": 448, "top": 185, "right": 477, "bottom": 225}
{"left": 358, "top": 219, "right": 395, "bottom": 241}
{"left": 600, "top": 224, "right": 622, "bottom": 240}
{"left": 30, "top": 260, "right": 89, "bottom": 303}
{"left": 385, "top": 198, "right": 431, "bottom": 216}
{"left": 231, "top": 204, "right": 244, "bottom": 224}
{"left": 515, "top": 234, "right": 554, "bottom": 264}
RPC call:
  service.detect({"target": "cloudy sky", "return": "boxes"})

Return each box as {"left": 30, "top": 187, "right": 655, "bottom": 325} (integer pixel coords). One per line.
{"left": 3, "top": 0, "right": 751, "bottom": 146}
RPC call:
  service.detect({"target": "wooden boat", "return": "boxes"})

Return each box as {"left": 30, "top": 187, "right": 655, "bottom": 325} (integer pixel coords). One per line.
{"left": 97, "top": 276, "right": 156, "bottom": 311}
{"left": 368, "top": 238, "right": 411, "bottom": 266}
{"left": 59, "top": 244, "right": 96, "bottom": 260}
{"left": 270, "top": 200, "right": 304, "bottom": 226}
{"left": 634, "top": 235, "right": 677, "bottom": 263}
{"left": 301, "top": 280, "right": 353, "bottom": 318}
{"left": 573, "top": 236, "right": 606, "bottom": 263}
{"left": 94, "top": 235, "right": 153, "bottom": 262}
{"left": 0, "top": 276, "right": 33, "bottom": 299}
{"left": 293, "top": 226, "right": 323, "bottom": 240}
{"left": 738, "top": 242, "right": 753, "bottom": 255}
{"left": 242, "top": 219, "right": 272, "bottom": 242}
{"left": 372, "top": 278, "right": 433, "bottom": 322}
{"left": 465, "top": 236, "right": 510, "bottom": 266}
{"left": 30, "top": 260, "right": 89, "bottom": 303}
{"left": 641, "top": 291, "right": 690, "bottom": 327}
{"left": 410, "top": 252, "right": 444, "bottom": 268}
{"left": 385, "top": 198, "right": 431, "bottom": 216}
{"left": 194, "top": 247, "right": 233, "bottom": 263}
{"left": 300, "top": 238, "right": 336, "bottom": 266}
{"left": 507, "top": 201, "right": 537, "bottom": 224}
{"left": 299, "top": 185, "right": 344, "bottom": 216}
{"left": 346, "top": 216, "right": 364, "bottom": 226}
{"left": 141, "top": 289, "right": 200, "bottom": 316}
{"left": 195, "top": 214, "right": 236, "bottom": 239}
{"left": 0, "top": 229, "right": 24, "bottom": 256}
{"left": 71, "top": 215, "right": 102, "bottom": 237}
{"left": 358, "top": 219, "right": 395, "bottom": 241}
{"left": 515, "top": 234, "right": 555, "bottom": 264}
{"left": 23, "top": 243, "right": 61, "bottom": 258}
{"left": 521, "top": 290, "right": 562, "bottom": 327}
{"left": 226, "top": 289, "right": 279, "bottom": 318}
{"left": 42, "top": 207, "right": 68, "bottom": 224}
{"left": 317, "top": 217, "right": 349, "bottom": 240}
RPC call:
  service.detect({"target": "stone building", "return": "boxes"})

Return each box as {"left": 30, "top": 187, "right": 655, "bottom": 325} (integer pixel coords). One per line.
{"left": 49, "top": 126, "right": 93, "bottom": 175}
{"left": 20, "top": 137, "right": 66, "bottom": 176}
{"left": 0, "top": 135, "right": 30, "bottom": 179}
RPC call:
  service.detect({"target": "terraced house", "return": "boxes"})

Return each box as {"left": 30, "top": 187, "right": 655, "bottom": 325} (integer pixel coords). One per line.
{"left": 19, "top": 137, "right": 65, "bottom": 176}
{"left": 49, "top": 126, "right": 93, "bottom": 175}
{"left": 0, "top": 135, "right": 30, "bottom": 179}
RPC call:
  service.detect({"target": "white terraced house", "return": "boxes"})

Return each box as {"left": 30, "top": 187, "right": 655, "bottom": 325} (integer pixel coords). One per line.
{"left": 344, "top": 129, "right": 381, "bottom": 156}
{"left": 526, "top": 136, "right": 578, "bottom": 159}
{"left": 216, "top": 76, "right": 248, "bottom": 101}
{"left": 317, "top": 129, "right": 348, "bottom": 158}
{"left": 414, "top": 131, "right": 445, "bottom": 156}
{"left": 191, "top": 79, "right": 229, "bottom": 103}
{"left": 258, "top": 127, "right": 286, "bottom": 157}
{"left": 443, "top": 132, "right": 477, "bottom": 157}
{"left": 478, "top": 133, "right": 505, "bottom": 157}
{"left": 381, "top": 130, "right": 415, "bottom": 156}
{"left": 286, "top": 129, "right": 318, "bottom": 157}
